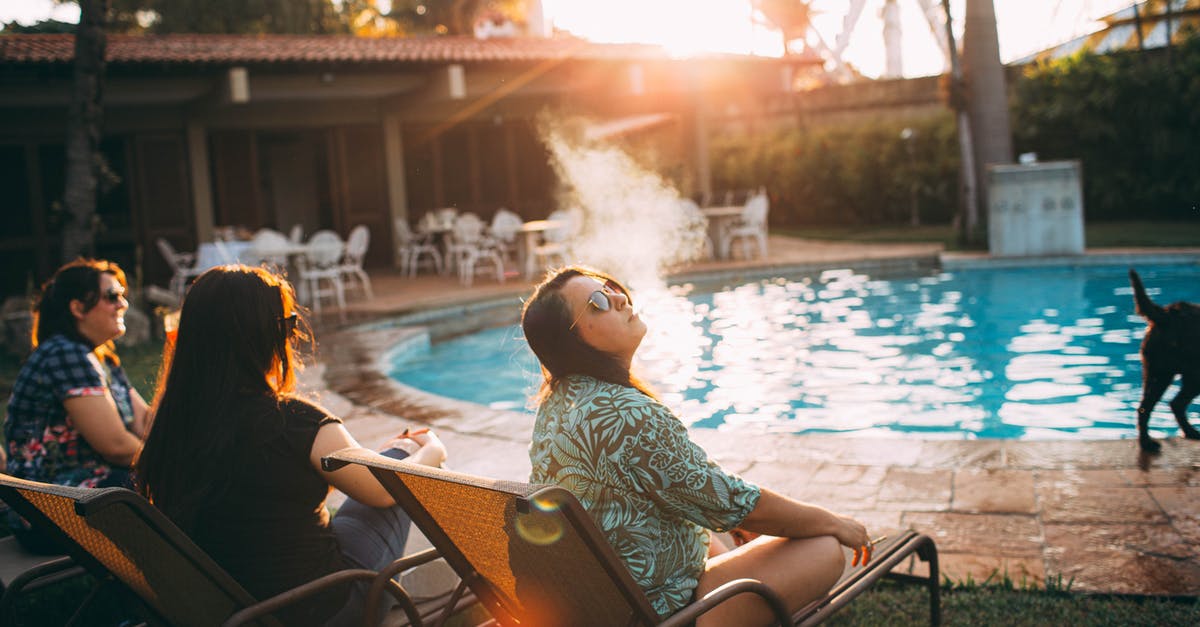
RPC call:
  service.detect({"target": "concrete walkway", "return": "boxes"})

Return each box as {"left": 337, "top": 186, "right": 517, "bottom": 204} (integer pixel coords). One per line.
{"left": 302, "top": 236, "right": 1200, "bottom": 597}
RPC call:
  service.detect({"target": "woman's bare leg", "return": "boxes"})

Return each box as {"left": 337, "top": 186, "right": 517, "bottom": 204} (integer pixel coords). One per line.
{"left": 709, "top": 531, "right": 730, "bottom": 557}
{"left": 694, "top": 535, "right": 844, "bottom": 627}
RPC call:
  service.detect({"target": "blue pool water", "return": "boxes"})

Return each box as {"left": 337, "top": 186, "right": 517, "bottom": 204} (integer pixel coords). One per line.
{"left": 388, "top": 264, "right": 1200, "bottom": 440}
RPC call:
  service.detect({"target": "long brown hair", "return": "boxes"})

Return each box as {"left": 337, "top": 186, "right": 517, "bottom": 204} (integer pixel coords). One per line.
{"left": 136, "top": 265, "right": 308, "bottom": 531}
{"left": 32, "top": 258, "right": 128, "bottom": 364}
{"left": 521, "top": 266, "right": 656, "bottom": 403}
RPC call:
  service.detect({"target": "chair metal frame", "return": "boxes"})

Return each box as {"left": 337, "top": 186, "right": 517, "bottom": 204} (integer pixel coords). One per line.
{"left": 0, "top": 472, "right": 435, "bottom": 627}
{"left": 323, "top": 448, "right": 941, "bottom": 627}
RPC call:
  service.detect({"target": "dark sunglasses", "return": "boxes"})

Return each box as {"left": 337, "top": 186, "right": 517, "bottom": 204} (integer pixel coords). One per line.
{"left": 569, "top": 279, "right": 625, "bottom": 330}
{"left": 101, "top": 287, "right": 126, "bottom": 304}
{"left": 280, "top": 313, "right": 298, "bottom": 336}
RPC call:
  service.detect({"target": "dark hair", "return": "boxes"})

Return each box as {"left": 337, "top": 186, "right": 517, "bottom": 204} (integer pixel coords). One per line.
{"left": 521, "top": 265, "right": 656, "bottom": 403}
{"left": 136, "top": 265, "right": 308, "bottom": 531}
{"left": 33, "top": 258, "right": 128, "bottom": 362}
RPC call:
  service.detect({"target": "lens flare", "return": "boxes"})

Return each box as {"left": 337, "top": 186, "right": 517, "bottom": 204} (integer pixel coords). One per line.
{"left": 516, "top": 509, "right": 564, "bottom": 546}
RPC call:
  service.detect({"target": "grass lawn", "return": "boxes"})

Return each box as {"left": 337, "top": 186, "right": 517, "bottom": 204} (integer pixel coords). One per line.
{"left": 775, "top": 220, "right": 1200, "bottom": 251}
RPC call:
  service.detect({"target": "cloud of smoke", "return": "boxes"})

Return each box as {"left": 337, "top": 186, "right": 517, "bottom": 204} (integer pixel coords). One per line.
{"left": 537, "top": 113, "right": 708, "bottom": 292}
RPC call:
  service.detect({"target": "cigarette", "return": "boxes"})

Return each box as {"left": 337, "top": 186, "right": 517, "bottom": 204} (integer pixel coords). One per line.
{"left": 870, "top": 535, "right": 888, "bottom": 546}
{"left": 400, "top": 427, "right": 430, "bottom": 438}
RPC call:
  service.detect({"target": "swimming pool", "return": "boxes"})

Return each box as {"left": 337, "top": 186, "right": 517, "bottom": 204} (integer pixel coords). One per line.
{"left": 387, "top": 263, "right": 1200, "bottom": 440}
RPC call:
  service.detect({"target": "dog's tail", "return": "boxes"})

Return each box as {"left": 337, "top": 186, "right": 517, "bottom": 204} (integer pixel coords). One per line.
{"left": 1129, "top": 269, "right": 1166, "bottom": 324}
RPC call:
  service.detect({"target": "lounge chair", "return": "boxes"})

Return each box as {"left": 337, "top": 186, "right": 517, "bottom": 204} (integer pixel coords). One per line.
{"left": 322, "top": 448, "right": 941, "bottom": 626}
{"left": 0, "top": 472, "right": 446, "bottom": 627}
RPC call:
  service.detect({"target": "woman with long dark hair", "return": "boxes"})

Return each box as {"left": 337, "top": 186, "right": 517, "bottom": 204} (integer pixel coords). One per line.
{"left": 4, "top": 258, "right": 147, "bottom": 553}
{"left": 522, "top": 266, "right": 873, "bottom": 627}
{"left": 136, "top": 265, "right": 445, "bottom": 626}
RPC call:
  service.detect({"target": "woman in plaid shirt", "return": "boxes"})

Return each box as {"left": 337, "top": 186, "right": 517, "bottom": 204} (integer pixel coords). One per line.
{"left": 3, "top": 258, "right": 148, "bottom": 553}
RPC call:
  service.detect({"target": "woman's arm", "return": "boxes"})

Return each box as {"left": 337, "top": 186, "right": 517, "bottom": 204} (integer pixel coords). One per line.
{"left": 309, "top": 423, "right": 447, "bottom": 508}
{"left": 129, "top": 387, "right": 150, "bottom": 438}
{"left": 739, "top": 487, "right": 872, "bottom": 562}
{"left": 65, "top": 395, "right": 144, "bottom": 467}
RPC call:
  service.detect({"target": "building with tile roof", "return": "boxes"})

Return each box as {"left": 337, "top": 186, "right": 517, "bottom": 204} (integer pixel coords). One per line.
{"left": 0, "top": 33, "right": 814, "bottom": 293}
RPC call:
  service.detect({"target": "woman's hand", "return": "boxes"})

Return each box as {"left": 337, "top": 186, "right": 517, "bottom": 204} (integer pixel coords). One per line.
{"left": 385, "top": 428, "right": 447, "bottom": 468}
{"left": 728, "top": 527, "right": 761, "bottom": 547}
{"left": 831, "top": 515, "right": 872, "bottom": 566}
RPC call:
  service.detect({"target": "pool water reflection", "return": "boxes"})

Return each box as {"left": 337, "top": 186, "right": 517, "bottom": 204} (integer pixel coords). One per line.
{"left": 388, "top": 264, "right": 1199, "bottom": 440}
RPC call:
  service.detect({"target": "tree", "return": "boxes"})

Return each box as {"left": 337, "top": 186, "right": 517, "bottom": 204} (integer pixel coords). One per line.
{"left": 60, "top": 0, "right": 109, "bottom": 263}
{"left": 961, "top": 0, "right": 1012, "bottom": 243}
{"left": 0, "top": 19, "right": 77, "bottom": 34}
{"left": 110, "top": 0, "right": 347, "bottom": 34}
{"left": 752, "top": 0, "right": 812, "bottom": 54}
{"left": 385, "top": 0, "right": 525, "bottom": 36}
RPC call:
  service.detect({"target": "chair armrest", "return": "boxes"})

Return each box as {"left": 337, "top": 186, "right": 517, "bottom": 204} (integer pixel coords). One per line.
{"left": 0, "top": 556, "right": 87, "bottom": 611}
{"left": 221, "top": 566, "right": 419, "bottom": 627}
{"left": 364, "top": 548, "right": 444, "bottom": 627}
{"left": 658, "top": 578, "right": 791, "bottom": 627}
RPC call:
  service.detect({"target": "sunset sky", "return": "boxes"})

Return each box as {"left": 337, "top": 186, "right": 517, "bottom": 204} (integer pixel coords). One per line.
{"left": 4, "top": 0, "right": 1136, "bottom": 78}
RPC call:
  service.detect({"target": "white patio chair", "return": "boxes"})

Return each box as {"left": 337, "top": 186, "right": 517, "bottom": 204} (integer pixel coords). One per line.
{"left": 532, "top": 208, "right": 576, "bottom": 271}
{"left": 296, "top": 230, "right": 346, "bottom": 321}
{"left": 246, "top": 228, "right": 292, "bottom": 269}
{"left": 288, "top": 224, "right": 304, "bottom": 244}
{"left": 719, "top": 192, "right": 769, "bottom": 260}
{"left": 155, "top": 237, "right": 203, "bottom": 299}
{"left": 340, "top": 224, "right": 374, "bottom": 300}
{"left": 394, "top": 218, "right": 444, "bottom": 277}
{"left": 489, "top": 208, "right": 524, "bottom": 267}
{"left": 450, "top": 213, "right": 504, "bottom": 287}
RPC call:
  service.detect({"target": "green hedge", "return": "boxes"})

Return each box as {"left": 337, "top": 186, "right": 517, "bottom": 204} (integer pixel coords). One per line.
{"left": 711, "top": 35, "right": 1200, "bottom": 227}
{"left": 1011, "top": 36, "right": 1200, "bottom": 221}
{"left": 710, "top": 115, "right": 960, "bottom": 227}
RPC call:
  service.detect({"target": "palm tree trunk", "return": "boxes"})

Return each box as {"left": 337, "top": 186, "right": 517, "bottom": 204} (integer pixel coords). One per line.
{"left": 60, "top": 0, "right": 109, "bottom": 263}
{"left": 962, "top": 0, "right": 1012, "bottom": 244}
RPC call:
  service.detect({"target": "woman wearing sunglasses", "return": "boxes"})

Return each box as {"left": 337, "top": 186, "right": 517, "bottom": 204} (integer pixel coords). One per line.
{"left": 3, "top": 258, "right": 148, "bottom": 553}
{"left": 522, "top": 266, "right": 873, "bottom": 627}
{"left": 136, "top": 265, "right": 446, "bottom": 625}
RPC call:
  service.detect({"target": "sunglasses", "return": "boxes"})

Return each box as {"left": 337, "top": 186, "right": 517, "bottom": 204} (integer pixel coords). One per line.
{"left": 568, "top": 279, "right": 626, "bottom": 331}
{"left": 280, "top": 313, "right": 298, "bottom": 337}
{"left": 101, "top": 287, "right": 126, "bottom": 304}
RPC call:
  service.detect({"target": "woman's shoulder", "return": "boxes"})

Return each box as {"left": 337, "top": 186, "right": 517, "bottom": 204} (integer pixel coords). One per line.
{"left": 277, "top": 395, "right": 342, "bottom": 426}
{"left": 556, "top": 375, "right": 666, "bottom": 414}
{"left": 31, "top": 334, "right": 90, "bottom": 359}
{"left": 22, "top": 334, "right": 96, "bottom": 374}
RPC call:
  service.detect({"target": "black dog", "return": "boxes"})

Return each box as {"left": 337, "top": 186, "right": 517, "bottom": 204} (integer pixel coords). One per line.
{"left": 1129, "top": 269, "right": 1200, "bottom": 452}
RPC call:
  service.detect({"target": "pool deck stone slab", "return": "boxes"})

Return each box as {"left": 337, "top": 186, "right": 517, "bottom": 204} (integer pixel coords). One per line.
{"left": 305, "top": 237, "right": 1200, "bottom": 597}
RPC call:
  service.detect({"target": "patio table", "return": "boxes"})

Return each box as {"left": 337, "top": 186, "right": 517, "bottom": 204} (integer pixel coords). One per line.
{"left": 701, "top": 206, "right": 743, "bottom": 259}
{"left": 195, "top": 241, "right": 253, "bottom": 271}
{"left": 519, "top": 219, "right": 564, "bottom": 279}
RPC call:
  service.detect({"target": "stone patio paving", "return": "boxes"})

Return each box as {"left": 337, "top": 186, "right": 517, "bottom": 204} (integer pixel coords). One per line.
{"left": 303, "top": 236, "right": 1200, "bottom": 597}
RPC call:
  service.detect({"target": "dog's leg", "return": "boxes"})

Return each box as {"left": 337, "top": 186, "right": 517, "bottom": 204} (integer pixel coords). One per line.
{"left": 1168, "top": 372, "right": 1200, "bottom": 440}
{"left": 1137, "top": 371, "right": 1174, "bottom": 453}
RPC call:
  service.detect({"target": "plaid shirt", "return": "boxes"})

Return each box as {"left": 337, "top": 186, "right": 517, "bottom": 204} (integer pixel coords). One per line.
{"left": 4, "top": 334, "right": 136, "bottom": 488}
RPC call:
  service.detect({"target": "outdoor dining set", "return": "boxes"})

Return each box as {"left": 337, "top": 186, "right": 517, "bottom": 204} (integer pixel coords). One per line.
{"left": 154, "top": 189, "right": 770, "bottom": 317}
{"left": 156, "top": 224, "right": 373, "bottom": 320}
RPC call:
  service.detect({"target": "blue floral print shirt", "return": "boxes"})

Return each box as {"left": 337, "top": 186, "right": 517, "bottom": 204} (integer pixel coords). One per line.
{"left": 530, "top": 374, "right": 761, "bottom": 617}
{"left": 4, "top": 334, "right": 136, "bottom": 488}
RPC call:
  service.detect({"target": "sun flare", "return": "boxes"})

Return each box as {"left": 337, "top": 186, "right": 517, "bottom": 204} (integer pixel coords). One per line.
{"left": 542, "top": 0, "right": 782, "bottom": 58}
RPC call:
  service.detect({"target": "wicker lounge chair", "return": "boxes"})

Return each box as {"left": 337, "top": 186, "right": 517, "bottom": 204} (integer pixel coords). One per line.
{"left": 0, "top": 472, "right": 446, "bottom": 627}
{"left": 322, "top": 448, "right": 941, "bottom": 626}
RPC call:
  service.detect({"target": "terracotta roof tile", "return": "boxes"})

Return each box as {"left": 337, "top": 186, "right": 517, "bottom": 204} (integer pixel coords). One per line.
{"left": 0, "top": 34, "right": 807, "bottom": 65}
